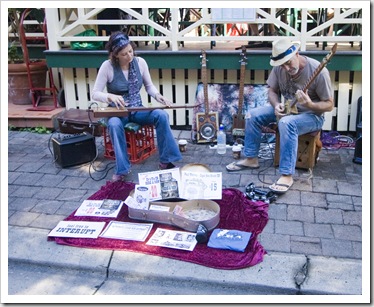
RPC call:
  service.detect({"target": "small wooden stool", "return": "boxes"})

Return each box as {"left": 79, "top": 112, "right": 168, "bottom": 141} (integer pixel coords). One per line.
{"left": 103, "top": 123, "right": 157, "bottom": 163}
{"left": 274, "top": 130, "right": 322, "bottom": 169}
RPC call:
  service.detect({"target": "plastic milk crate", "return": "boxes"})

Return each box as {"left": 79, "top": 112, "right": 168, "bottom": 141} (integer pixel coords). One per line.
{"left": 103, "top": 123, "right": 157, "bottom": 163}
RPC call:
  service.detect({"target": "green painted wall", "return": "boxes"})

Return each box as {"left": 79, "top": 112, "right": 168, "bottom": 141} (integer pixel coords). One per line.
{"left": 44, "top": 50, "right": 362, "bottom": 71}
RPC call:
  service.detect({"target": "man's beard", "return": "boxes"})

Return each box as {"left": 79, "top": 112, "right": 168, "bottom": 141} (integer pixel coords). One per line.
{"left": 288, "top": 66, "right": 299, "bottom": 76}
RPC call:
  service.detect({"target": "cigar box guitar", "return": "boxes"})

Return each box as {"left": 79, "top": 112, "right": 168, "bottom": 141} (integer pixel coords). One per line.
{"left": 91, "top": 104, "right": 200, "bottom": 118}
{"left": 284, "top": 43, "right": 338, "bottom": 116}
{"left": 196, "top": 50, "right": 219, "bottom": 143}
{"left": 232, "top": 45, "right": 247, "bottom": 137}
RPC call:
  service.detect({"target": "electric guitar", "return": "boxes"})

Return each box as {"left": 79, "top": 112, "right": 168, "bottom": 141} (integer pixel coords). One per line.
{"left": 196, "top": 50, "right": 219, "bottom": 143}
{"left": 232, "top": 45, "right": 247, "bottom": 137}
{"left": 284, "top": 43, "right": 338, "bottom": 115}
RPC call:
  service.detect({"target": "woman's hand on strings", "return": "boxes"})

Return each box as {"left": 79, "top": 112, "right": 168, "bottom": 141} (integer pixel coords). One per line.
{"left": 108, "top": 94, "right": 128, "bottom": 109}
{"left": 155, "top": 93, "right": 172, "bottom": 107}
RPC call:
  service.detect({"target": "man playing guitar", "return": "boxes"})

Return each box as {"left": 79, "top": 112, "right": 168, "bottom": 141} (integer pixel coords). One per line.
{"left": 226, "top": 37, "right": 334, "bottom": 194}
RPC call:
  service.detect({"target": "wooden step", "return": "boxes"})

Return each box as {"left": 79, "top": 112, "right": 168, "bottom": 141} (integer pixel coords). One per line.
{"left": 8, "top": 101, "right": 65, "bottom": 129}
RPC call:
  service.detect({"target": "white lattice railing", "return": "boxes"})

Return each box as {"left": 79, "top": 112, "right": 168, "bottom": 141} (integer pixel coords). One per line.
{"left": 44, "top": 8, "right": 363, "bottom": 51}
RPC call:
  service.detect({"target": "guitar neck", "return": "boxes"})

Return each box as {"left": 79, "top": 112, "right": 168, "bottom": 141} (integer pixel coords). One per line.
{"left": 302, "top": 63, "right": 325, "bottom": 93}
{"left": 238, "top": 46, "right": 247, "bottom": 114}
{"left": 290, "top": 43, "right": 337, "bottom": 108}
{"left": 202, "top": 68, "right": 208, "bottom": 115}
{"left": 238, "top": 61, "right": 246, "bottom": 114}
{"left": 201, "top": 50, "right": 209, "bottom": 115}
{"left": 127, "top": 105, "right": 199, "bottom": 112}
{"left": 92, "top": 105, "right": 201, "bottom": 118}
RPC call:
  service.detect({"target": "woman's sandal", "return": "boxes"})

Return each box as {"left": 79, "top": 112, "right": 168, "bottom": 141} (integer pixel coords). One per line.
{"left": 226, "top": 161, "right": 259, "bottom": 172}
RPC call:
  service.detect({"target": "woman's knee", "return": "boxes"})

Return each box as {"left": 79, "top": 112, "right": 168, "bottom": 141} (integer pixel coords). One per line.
{"left": 153, "top": 110, "right": 169, "bottom": 124}
{"left": 108, "top": 117, "right": 124, "bottom": 133}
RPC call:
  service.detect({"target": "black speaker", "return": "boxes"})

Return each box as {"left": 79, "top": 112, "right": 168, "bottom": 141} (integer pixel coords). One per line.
{"left": 52, "top": 133, "right": 96, "bottom": 168}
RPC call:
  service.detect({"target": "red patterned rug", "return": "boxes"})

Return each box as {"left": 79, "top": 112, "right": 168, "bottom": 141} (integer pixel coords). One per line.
{"left": 49, "top": 181, "right": 269, "bottom": 270}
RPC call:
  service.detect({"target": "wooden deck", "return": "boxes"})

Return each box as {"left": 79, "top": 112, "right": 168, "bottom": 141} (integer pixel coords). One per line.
{"left": 8, "top": 100, "right": 65, "bottom": 129}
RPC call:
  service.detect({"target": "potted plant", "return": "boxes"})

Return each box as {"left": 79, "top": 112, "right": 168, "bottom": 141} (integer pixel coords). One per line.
{"left": 8, "top": 8, "right": 48, "bottom": 105}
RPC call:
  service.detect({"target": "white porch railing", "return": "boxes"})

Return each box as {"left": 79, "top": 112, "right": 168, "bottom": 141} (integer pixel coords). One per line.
{"left": 44, "top": 8, "right": 362, "bottom": 51}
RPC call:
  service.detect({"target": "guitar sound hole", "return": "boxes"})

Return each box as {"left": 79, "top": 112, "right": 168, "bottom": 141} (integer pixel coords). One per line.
{"left": 203, "top": 126, "right": 213, "bottom": 135}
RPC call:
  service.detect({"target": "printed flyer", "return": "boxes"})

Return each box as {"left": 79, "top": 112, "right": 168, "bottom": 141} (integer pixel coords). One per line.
{"left": 146, "top": 228, "right": 198, "bottom": 251}
{"left": 48, "top": 221, "right": 106, "bottom": 239}
{"left": 100, "top": 221, "right": 153, "bottom": 242}
{"left": 138, "top": 168, "right": 222, "bottom": 201}
{"left": 74, "top": 199, "right": 124, "bottom": 218}
{"left": 138, "top": 168, "right": 181, "bottom": 201}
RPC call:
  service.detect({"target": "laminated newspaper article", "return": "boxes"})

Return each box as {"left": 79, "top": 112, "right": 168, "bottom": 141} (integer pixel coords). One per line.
{"left": 138, "top": 168, "right": 222, "bottom": 201}
{"left": 74, "top": 199, "right": 124, "bottom": 218}
{"left": 100, "top": 221, "right": 153, "bottom": 241}
{"left": 146, "top": 228, "right": 198, "bottom": 251}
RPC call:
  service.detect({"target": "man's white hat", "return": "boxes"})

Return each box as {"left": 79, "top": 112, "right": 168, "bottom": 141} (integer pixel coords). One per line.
{"left": 270, "top": 37, "right": 301, "bottom": 66}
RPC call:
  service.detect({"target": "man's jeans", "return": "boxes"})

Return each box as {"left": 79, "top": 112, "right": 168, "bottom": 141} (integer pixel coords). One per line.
{"left": 108, "top": 109, "right": 182, "bottom": 175}
{"left": 244, "top": 105, "right": 324, "bottom": 175}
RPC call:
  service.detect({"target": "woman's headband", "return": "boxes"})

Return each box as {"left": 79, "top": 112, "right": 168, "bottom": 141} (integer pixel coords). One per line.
{"left": 110, "top": 34, "right": 130, "bottom": 53}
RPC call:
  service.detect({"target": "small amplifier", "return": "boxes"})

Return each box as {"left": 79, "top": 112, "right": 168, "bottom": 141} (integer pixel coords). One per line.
{"left": 52, "top": 133, "right": 96, "bottom": 168}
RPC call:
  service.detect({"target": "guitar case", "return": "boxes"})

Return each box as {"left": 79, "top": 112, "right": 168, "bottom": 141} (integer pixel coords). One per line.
{"left": 57, "top": 108, "right": 103, "bottom": 137}
{"left": 128, "top": 198, "right": 220, "bottom": 232}
{"left": 128, "top": 164, "right": 219, "bottom": 232}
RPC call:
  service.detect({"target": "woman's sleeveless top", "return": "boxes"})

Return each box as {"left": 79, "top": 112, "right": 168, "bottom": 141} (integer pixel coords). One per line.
{"left": 106, "top": 58, "right": 143, "bottom": 107}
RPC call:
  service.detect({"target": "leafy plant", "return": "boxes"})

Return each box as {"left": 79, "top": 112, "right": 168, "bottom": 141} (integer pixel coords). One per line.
{"left": 17, "top": 126, "right": 52, "bottom": 134}
{"left": 8, "top": 43, "right": 23, "bottom": 64}
{"left": 8, "top": 8, "right": 45, "bottom": 63}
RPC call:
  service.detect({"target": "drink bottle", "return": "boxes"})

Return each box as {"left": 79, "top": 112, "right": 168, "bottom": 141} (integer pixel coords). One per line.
{"left": 217, "top": 124, "right": 226, "bottom": 154}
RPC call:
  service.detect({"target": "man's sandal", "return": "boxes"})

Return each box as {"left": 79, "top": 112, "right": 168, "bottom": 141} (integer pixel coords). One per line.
{"left": 269, "top": 179, "right": 293, "bottom": 194}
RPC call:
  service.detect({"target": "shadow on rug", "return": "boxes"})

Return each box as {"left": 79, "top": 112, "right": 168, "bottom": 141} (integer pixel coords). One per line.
{"left": 49, "top": 181, "right": 269, "bottom": 270}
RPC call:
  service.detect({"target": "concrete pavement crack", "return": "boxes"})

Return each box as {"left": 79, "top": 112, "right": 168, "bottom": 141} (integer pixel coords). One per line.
{"left": 92, "top": 250, "right": 114, "bottom": 295}
{"left": 294, "top": 255, "right": 310, "bottom": 293}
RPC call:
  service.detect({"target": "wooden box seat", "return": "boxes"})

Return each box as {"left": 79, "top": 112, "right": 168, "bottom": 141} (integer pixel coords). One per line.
{"left": 274, "top": 130, "right": 322, "bottom": 170}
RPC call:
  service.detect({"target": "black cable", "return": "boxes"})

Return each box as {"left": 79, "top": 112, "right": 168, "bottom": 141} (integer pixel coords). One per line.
{"left": 88, "top": 134, "right": 116, "bottom": 181}
{"left": 256, "top": 123, "right": 277, "bottom": 186}
{"left": 87, "top": 102, "right": 99, "bottom": 137}
{"left": 47, "top": 131, "right": 59, "bottom": 164}
{"left": 88, "top": 155, "right": 115, "bottom": 181}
